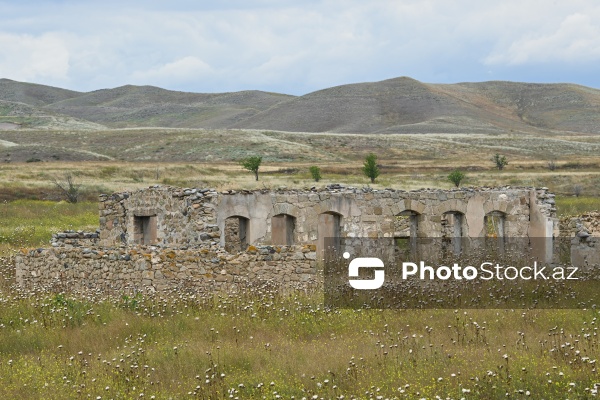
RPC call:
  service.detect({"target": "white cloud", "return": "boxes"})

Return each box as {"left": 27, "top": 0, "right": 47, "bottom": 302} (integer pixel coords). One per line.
{"left": 1, "top": 1, "right": 600, "bottom": 93}
{"left": 485, "top": 12, "right": 600, "bottom": 65}
{"left": 0, "top": 32, "right": 70, "bottom": 83}
{"left": 131, "top": 56, "right": 213, "bottom": 84}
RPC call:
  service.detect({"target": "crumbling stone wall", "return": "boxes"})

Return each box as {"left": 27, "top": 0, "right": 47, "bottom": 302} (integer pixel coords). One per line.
{"left": 99, "top": 187, "right": 220, "bottom": 248}
{"left": 560, "top": 212, "right": 600, "bottom": 269}
{"left": 17, "top": 184, "right": 560, "bottom": 292}
{"left": 97, "top": 185, "right": 556, "bottom": 249}
{"left": 560, "top": 211, "right": 600, "bottom": 238}
{"left": 15, "top": 244, "right": 318, "bottom": 292}
{"left": 51, "top": 230, "right": 100, "bottom": 247}
{"left": 220, "top": 186, "right": 556, "bottom": 245}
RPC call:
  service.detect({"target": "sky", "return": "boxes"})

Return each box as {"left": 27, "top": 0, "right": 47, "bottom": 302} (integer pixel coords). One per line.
{"left": 1, "top": 0, "right": 600, "bottom": 95}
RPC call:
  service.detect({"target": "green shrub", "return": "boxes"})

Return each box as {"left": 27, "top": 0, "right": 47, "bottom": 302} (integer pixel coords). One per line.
{"left": 447, "top": 170, "right": 466, "bottom": 187}
{"left": 309, "top": 166, "right": 322, "bottom": 182}
{"left": 492, "top": 154, "right": 508, "bottom": 170}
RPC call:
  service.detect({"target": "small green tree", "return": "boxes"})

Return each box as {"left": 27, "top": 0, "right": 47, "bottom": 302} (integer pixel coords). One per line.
{"left": 447, "top": 170, "right": 466, "bottom": 187}
{"left": 309, "top": 166, "right": 322, "bottom": 182}
{"left": 362, "top": 153, "right": 380, "bottom": 183}
{"left": 492, "top": 153, "right": 508, "bottom": 170}
{"left": 240, "top": 156, "right": 262, "bottom": 181}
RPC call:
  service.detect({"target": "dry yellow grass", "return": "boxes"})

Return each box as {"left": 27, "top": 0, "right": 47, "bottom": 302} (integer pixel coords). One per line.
{"left": 1, "top": 155, "right": 600, "bottom": 199}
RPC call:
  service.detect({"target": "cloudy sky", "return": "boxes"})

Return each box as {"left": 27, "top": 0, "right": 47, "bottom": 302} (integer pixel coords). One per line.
{"left": 1, "top": 0, "right": 599, "bottom": 95}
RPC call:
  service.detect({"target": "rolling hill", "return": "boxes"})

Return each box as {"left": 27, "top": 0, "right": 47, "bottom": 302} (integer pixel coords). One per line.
{"left": 232, "top": 77, "right": 600, "bottom": 134}
{"left": 45, "top": 85, "right": 295, "bottom": 128}
{"left": 0, "top": 76, "right": 599, "bottom": 134}
{"left": 0, "top": 78, "right": 80, "bottom": 106}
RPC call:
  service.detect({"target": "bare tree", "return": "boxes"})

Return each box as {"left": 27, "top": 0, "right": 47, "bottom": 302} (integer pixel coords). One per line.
{"left": 51, "top": 173, "right": 82, "bottom": 203}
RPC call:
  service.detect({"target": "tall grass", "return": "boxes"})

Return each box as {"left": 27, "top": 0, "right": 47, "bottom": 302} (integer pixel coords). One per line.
{"left": 555, "top": 196, "right": 600, "bottom": 217}
{"left": 0, "top": 282, "right": 597, "bottom": 399}
{"left": 0, "top": 200, "right": 97, "bottom": 253}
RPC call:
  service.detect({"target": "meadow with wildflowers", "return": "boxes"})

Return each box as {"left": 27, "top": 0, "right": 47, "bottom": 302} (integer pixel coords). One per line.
{"left": 0, "top": 264, "right": 598, "bottom": 399}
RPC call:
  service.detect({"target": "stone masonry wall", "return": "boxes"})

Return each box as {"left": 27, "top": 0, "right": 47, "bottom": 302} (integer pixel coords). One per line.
{"left": 99, "top": 187, "right": 220, "bottom": 248}
{"left": 16, "top": 184, "right": 559, "bottom": 292}
{"left": 560, "top": 212, "right": 600, "bottom": 269}
{"left": 15, "top": 244, "right": 318, "bottom": 292}
{"left": 216, "top": 186, "right": 557, "bottom": 258}
{"left": 98, "top": 185, "right": 557, "bottom": 248}
{"left": 50, "top": 230, "right": 100, "bottom": 248}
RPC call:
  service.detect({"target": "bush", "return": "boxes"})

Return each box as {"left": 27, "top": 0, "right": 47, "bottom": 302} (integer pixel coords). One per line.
{"left": 51, "top": 173, "right": 82, "bottom": 203}
{"left": 492, "top": 154, "right": 508, "bottom": 170}
{"left": 309, "top": 166, "right": 322, "bottom": 182}
{"left": 447, "top": 170, "right": 466, "bottom": 187}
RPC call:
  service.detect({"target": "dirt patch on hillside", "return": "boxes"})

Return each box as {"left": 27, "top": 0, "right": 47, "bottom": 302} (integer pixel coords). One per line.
{"left": 0, "top": 122, "right": 20, "bottom": 130}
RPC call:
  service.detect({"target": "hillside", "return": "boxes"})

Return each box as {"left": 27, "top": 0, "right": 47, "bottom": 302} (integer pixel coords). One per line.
{"left": 0, "top": 99, "right": 106, "bottom": 131}
{"left": 0, "top": 76, "right": 599, "bottom": 134}
{"left": 0, "top": 78, "right": 80, "bottom": 106}
{"left": 444, "top": 81, "right": 600, "bottom": 133}
{"left": 233, "top": 77, "right": 600, "bottom": 134}
{"left": 232, "top": 77, "right": 510, "bottom": 134}
{"left": 45, "top": 85, "right": 295, "bottom": 128}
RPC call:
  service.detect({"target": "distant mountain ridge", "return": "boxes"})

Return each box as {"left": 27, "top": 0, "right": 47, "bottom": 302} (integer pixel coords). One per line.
{"left": 0, "top": 77, "right": 599, "bottom": 134}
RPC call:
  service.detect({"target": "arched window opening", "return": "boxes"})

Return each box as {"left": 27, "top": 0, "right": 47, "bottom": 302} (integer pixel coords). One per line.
{"left": 394, "top": 210, "right": 419, "bottom": 258}
{"left": 485, "top": 211, "right": 507, "bottom": 253}
{"left": 224, "top": 216, "right": 249, "bottom": 253}
{"left": 485, "top": 211, "right": 506, "bottom": 238}
{"left": 317, "top": 212, "right": 342, "bottom": 262}
{"left": 271, "top": 214, "right": 296, "bottom": 245}
{"left": 442, "top": 211, "right": 465, "bottom": 255}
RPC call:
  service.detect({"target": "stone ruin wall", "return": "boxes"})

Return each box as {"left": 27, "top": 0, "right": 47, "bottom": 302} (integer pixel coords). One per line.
{"left": 97, "top": 187, "right": 221, "bottom": 248}
{"left": 95, "top": 185, "right": 556, "bottom": 248}
{"left": 16, "top": 185, "right": 563, "bottom": 292}
{"left": 15, "top": 244, "right": 317, "bottom": 293}
{"left": 559, "top": 211, "right": 600, "bottom": 268}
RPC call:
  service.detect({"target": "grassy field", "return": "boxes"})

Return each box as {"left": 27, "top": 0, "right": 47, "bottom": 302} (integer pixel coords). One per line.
{"left": 2, "top": 157, "right": 600, "bottom": 202}
{"left": 0, "top": 265, "right": 598, "bottom": 399}
{"left": 555, "top": 196, "right": 600, "bottom": 217}
{"left": 2, "top": 127, "right": 600, "bottom": 201}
